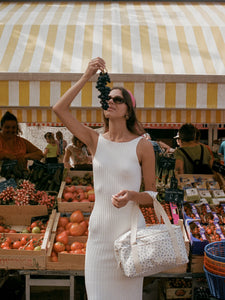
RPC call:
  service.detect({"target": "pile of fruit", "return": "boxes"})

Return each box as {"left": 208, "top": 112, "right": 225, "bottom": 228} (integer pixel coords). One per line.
{"left": 50, "top": 210, "right": 88, "bottom": 262}
{"left": 64, "top": 172, "right": 93, "bottom": 186}
{"left": 0, "top": 234, "right": 44, "bottom": 251}
{"left": 140, "top": 201, "right": 173, "bottom": 224}
{"left": 62, "top": 185, "right": 95, "bottom": 203}
{"left": 0, "top": 180, "right": 56, "bottom": 209}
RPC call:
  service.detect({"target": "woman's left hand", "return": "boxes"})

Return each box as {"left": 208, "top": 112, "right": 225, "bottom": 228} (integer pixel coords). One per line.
{"left": 112, "top": 190, "right": 130, "bottom": 208}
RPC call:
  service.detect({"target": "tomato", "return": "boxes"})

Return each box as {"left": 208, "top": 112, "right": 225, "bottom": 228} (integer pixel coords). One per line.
{"left": 86, "top": 186, "right": 93, "bottom": 192}
{"left": 76, "top": 192, "right": 85, "bottom": 201}
{"left": 30, "top": 221, "right": 38, "bottom": 229}
{"left": 56, "top": 231, "right": 68, "bottom": 245}
{"left": 65, "top": 176, "right": 72, "bottom": 184}
{"left": 53, "top": 242, "right": 66, "bottom": 253}
{"left": 1, "top": 241, "right": 10, "bottom": 248}
{"left": 58, "top": 217, "right": 69, "bottom": 228}
{"left": 21, "top": 235, "right": 29, "bottom": 245}
{"left": 70, "top": 210, "right": 84, "bottom": 223}
{"left": 70, "top": 242, "right": 84, "bottom": 251}
{"left": 4, "top": 237, "right": 12, "bottom": 244}
{"left": 51, "top": 251, "right": 57, "bottom": 257}
{"left": 88, "top": 194, "right": 95, "bottom": 202}
{"left": 8, "top": 229, "right": 17, "bottom": 233}
{"left": 13, "top": 240, "right": 22, "bottom": 249}
{"left": 65, "top": 185, "right": 76, "bottom": 193}
{"left": 69, "top": 223, "right": 85, "bottom": 236}
{"left": 57, "top": 226, "right": 65, "bottom": 234}
{"left": 63, "top": 192, "right": 74, "bottom": 202}
{"left": 65, "top": 244, "right": 71, "bottom": 251}
{"left": 79, "top": 220, "right": 87, "bottom": 233}
{"left": 0, "top": 226, "right": 5, "bottom": 233}
{"left": 25, "top": 243, "right": 34, "bottom": 251}
{"left": 51, "top": 256, "right": 58, "bottom": 262}
{"left": 73, "top": 249, "right": 84, "bottom": 254}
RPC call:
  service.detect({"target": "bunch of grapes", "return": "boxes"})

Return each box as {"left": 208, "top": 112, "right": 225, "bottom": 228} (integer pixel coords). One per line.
{"left": 96, "top": 72, "right": 111, "bottom": 110}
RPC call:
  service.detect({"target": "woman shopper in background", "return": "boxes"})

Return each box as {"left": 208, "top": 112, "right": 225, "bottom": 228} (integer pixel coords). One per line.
{"left": 0, "top": 111, "right": 43, "bottom": 169}
{"left": 55, "top": 130, "right": 67, "bottom": 163}
{"left": 43, "top": 132, "right": 59, "bottom": 164}
{"left": 63, "top": 135, "right": 92, "bottom": 170}
{"left": 53, "top": 57, "right": 156, "bottom": 300}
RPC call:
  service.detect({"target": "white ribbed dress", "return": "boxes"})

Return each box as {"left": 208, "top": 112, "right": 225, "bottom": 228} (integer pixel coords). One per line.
{"left": 85, "top": 134, "right": 146, "bottom": 300}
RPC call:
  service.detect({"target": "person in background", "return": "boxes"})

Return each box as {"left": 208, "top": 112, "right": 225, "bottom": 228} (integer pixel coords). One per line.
{"left": 0, "top": 111, "right": 43, "bottom": 169}
{"left": 174, "top": 123, "right": 213, "bottom": 174}
{"left": 53, "top": 57, "right": 156, "bottom": 300}
{"left": 219, "top": 138, "right": 225, "bottom": 165}
{"left": 63, "top": 136, "right": 92, "bottom": 170}
{"left": 195, "top": 127, "right": 214, "bottom": 161}
{"left": 173, "top": 132, "right": 182, "bottom": 148}
{"left": 43, "top": 132, "right": 58, "bottom": 163}
{"left": 55, "top": 130, "right": 67, "bottom": 163}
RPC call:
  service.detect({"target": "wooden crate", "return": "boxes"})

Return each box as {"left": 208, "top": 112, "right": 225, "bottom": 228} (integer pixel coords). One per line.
{"left": 0, "top": 209, "right": 56, "bottom": 270}
{"left": 165, "top": 278, "right": 192, "bottom": 299}
{"left": 0, "top": 205, "right": 49, "bottom": 229}
{"left": 47, "top": 233, "right": 87, "bottom": 270}
{"left": 190, "top": 255, "right": 204, "bottom": 273}
{"left": 163, "top": 220, "right": 190, "bottom": 274}
{"left": 57, "top": 181, "right": 94, "bottom": 213}
{"left": 177, "top": 173, "right": 224, "bottom": 190}
{"left": 166, "top": 287, "right": 192, "bottom": 299}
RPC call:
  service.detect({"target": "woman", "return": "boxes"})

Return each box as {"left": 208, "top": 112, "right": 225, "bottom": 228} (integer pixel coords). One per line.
{"left": 53, "top": 57, "right": 156, "bottom": 300}
{"left": 43, "top": 132, "right": 59, "bottom": 163}
{"left": 55, "top": 130, "right": 67, "bottom": 162}
{"left": 63, "top": 136, "right": 92, "bottom": 170}
{"left": 0, "top": 111, "right": 43, "bottom": 169}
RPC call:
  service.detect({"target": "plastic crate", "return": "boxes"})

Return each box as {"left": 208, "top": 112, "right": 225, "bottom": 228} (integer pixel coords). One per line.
{"left": 204, "top": 266, "right": 225, "bottom": 300}
{"left": 204, "top": 241, "right": 225, "bottom": 263}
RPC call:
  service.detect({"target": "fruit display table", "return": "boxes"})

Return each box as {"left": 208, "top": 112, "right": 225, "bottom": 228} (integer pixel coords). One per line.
{"left": 19, "top": 269, "right": 84, "bottom": 300}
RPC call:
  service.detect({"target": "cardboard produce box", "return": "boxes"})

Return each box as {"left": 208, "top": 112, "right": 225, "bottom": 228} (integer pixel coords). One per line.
{"left": 0, "top": 207, "right": 56, "bottom": 270}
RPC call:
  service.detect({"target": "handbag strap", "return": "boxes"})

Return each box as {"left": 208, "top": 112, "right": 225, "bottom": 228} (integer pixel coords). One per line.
{"left": 130, "top": 192, "right": 182, "bottom": 273}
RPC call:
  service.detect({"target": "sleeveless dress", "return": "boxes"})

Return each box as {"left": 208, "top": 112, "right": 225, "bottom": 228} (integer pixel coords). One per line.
{"left": 85, "top": 134, "right": 146, "bottom": 300}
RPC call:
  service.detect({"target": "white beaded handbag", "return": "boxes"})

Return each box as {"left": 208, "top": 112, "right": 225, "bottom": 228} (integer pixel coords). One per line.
{"left": 114, "top": 192, "right": 188, "bottom": 278}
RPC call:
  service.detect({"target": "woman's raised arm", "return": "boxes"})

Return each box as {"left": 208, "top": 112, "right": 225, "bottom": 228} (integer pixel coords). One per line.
{"left": 52, "top": 58, "right": 106, "bottom": 155}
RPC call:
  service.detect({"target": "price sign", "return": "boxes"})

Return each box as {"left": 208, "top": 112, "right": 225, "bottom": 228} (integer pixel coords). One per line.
{"left": 165, "top": 188, "right": 184, "bottom": 206}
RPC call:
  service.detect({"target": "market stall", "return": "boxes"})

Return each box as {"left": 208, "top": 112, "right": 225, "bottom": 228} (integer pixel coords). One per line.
{"left": 1, "top": 1, "right": 225, "bottom": 299}
{"left": 0, "top": 2, "right": 225, "bottom": 136}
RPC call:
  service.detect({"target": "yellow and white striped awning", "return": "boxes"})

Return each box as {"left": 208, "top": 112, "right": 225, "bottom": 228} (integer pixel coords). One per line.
{"left": 0, "top": 2, "right": 225, "bottom": 123}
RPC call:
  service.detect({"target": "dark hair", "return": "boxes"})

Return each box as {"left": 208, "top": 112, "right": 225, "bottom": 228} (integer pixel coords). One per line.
{"left": 0, "top": 111, "right": 21, "bottom": 135}
{"left": 72, "top": 136, "right": 85, "bottom": 147}
{"left": 103, "top": 87, "right": 141, "bottom": 135}
{"left": 56, "top": 131, "right": 63, "bottom": 139}
{"left": 44, "top": 132, "right": 54, "bottom": 140}
{"left": 178, "top": 123, "right": 196, "bottom": 142}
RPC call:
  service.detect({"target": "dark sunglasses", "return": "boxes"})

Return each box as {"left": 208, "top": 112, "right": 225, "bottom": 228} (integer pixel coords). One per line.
{"left": 107, "top": 96, "right": 125, "bottom": 104}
